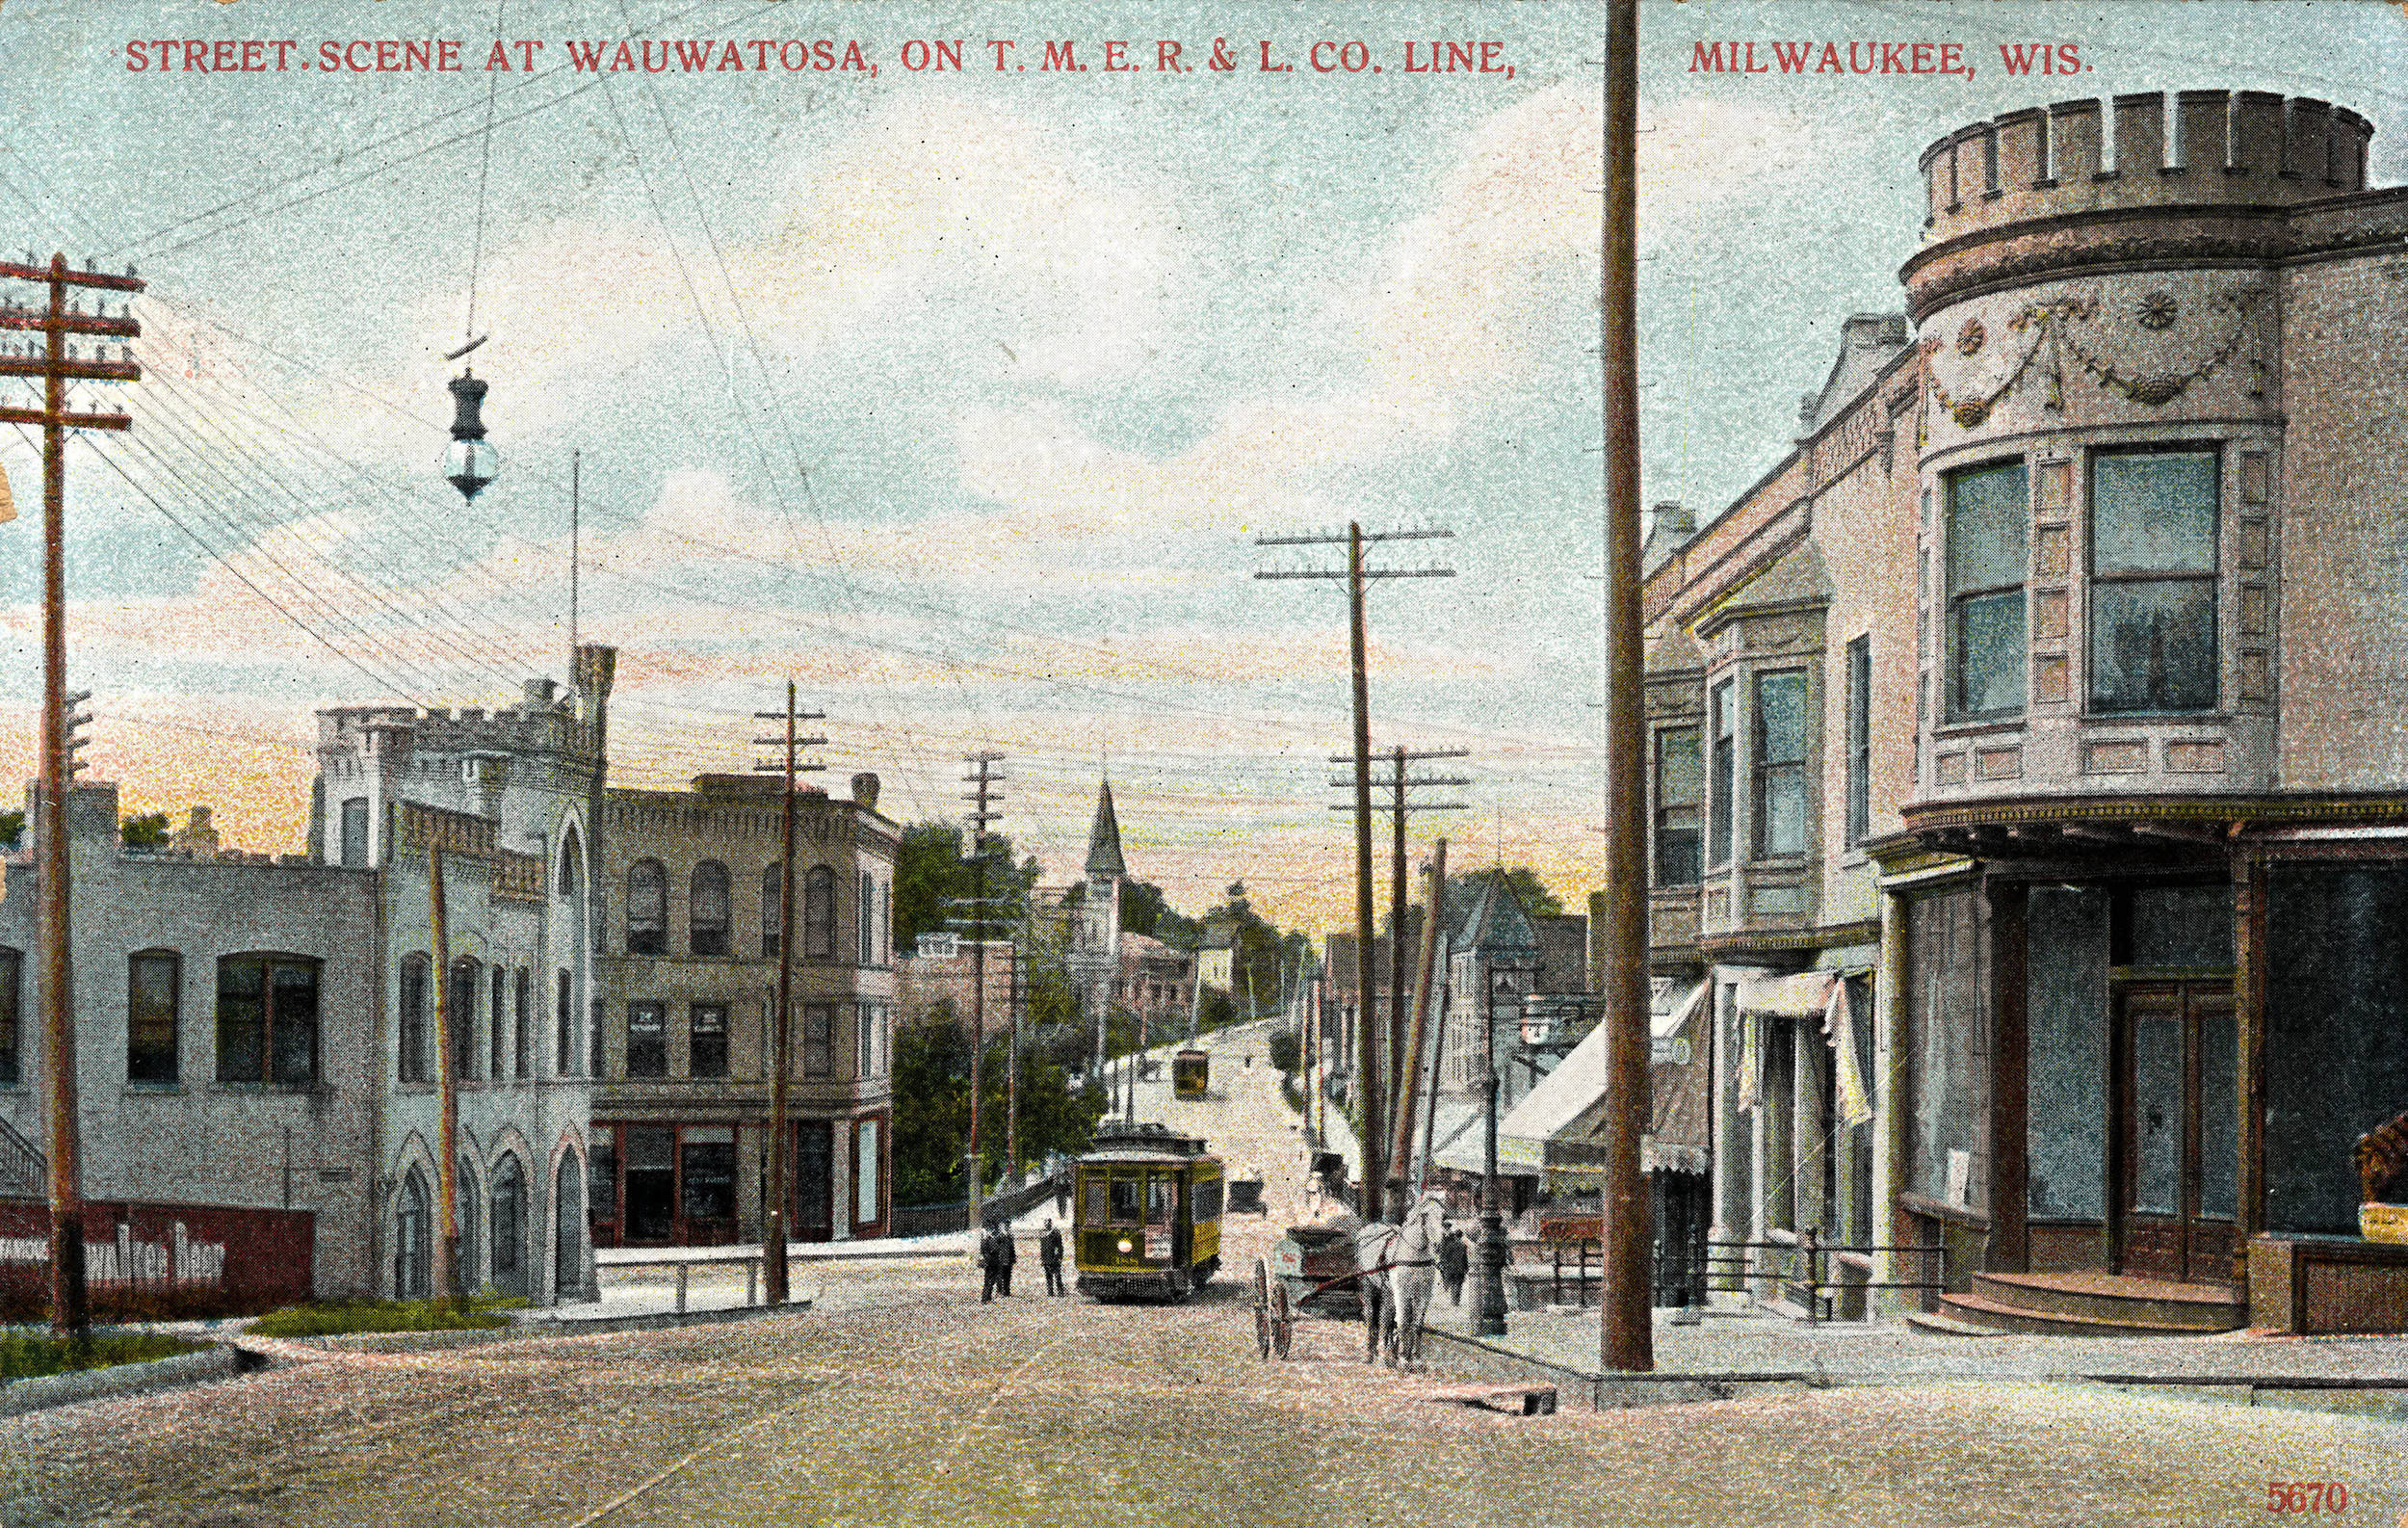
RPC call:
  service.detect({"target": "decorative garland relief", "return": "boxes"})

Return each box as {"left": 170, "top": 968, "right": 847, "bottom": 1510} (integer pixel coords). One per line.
{"left": 1922, "top": 283, "right": 2267, "bottom": 435}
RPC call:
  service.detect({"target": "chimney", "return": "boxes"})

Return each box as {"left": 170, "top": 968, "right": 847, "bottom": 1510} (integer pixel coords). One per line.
{"left": 851, "top": 772, "right": 881, "bottom": 813}
{"left": 170, "top": 805, "right": 220, "bottom": 856}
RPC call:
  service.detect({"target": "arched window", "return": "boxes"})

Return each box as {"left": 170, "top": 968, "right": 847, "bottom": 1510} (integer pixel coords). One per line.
{"left": 554, "top": 1151, "right": 585, "bottom": 1298}
{"left": 512, "top": 968, "right": 531, "bottom": 1079}
{"left": 489, "top": 965, "right": 508, "bottom": 1078}
{"left": 762, "top": 862, "right": 784, "bottom": 960}
{"left": 804, "top": 866, "right": 836, "bottom": 960}
{"left": 0, "top": 945, "right": 18, "bottom": 1086}
{"left": 690, "top": 860, "right": 731, "bottom": 958}
{"left": 558, "top": 826, "right": 583, "bottom": 897}
{"left": 555, "top": 969, "right": 575, "bottom": 1077}
{"left": 455, "top": 1156, "right": 483, "bottom": 1294}
{"left": 489, "top": 1155, "right": 528, "bottom": 1298}
{"left": 858, "top": 872, "right": 876, "bottom": 965}
{"left": 399, "top": 954, "right": 431, "bottom": 1083}
{"left": 450, "top": 958, "right": 482, "bottom": 1081}
{"left": 626, "top": 859, "right": 667, "bottom": 956}
{"left": 396, "top": 1168, "right": 432, "bottom": 1299}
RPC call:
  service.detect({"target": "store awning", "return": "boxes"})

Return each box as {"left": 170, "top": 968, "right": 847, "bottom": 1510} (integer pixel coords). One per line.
{"left": 1735, "top": 969, "right": 1837, "bottom": 1018}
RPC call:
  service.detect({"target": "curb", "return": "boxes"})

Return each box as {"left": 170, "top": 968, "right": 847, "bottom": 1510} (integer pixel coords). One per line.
{"left": 516, "top": 1298, "right": 814, "bottom": 1337}
{"left": 0, "top": 1341, "right": 251, "bottom": 1418}
{"left": 1417, "top": 1330, "right": 1820, "bottom": 1410}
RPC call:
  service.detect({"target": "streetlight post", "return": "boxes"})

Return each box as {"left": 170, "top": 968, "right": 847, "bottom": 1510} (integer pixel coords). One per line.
{"left": 1476, "top": 1051, "right": 1509, "bottom": 1337}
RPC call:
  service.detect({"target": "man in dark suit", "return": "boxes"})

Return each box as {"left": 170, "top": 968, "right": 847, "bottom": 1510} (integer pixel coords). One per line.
{"left": 980, "top": 1222, "right": 1003, "bottom": 1304}
{"left": 1038, "top": 1219, "right": 1066, "bottom": 1296}
{"left": 993, "top": 1220, "right": 1018, "bottom": 1297}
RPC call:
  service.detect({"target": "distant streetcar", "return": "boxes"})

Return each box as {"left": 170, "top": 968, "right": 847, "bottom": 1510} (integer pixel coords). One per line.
{"left": 1072, "top": 1121, "right": 1223, "bottom": 1301}
{"left": 1171, "top": 1047, "right": 1210, "bottom": 1099}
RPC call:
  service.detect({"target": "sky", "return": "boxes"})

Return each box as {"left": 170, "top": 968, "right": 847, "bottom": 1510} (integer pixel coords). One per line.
{"left": 2, "top": 0, "right": 2404, "bottom": 935}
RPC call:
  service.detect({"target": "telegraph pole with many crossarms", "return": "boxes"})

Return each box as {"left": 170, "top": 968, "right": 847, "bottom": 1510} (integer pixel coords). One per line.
{"left": 754, "top": 685, "right": 825, "bottom": 1306}
{"left": 1, "top": 252, "right": 142, "bottom": 1338}
{"left": 953, "top": 754, "right": 1006, "bottom": 1242}
{"left": 1255, "top": 522, "right": 1453, "bottom": 1222}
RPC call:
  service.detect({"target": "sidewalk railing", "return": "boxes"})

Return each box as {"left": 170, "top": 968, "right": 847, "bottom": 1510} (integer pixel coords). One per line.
{"left": 1655, "top": 1228, "right": 1949, "bottom": 1323}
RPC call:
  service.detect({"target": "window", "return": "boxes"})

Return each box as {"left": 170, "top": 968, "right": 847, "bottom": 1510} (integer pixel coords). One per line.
{"left": 626, "top": 859, "right": 667, "bottom": 956}
{"left": 626, "top": 1002, "right": 667, "bottom": 1078}
{"left": 1652, "top": 727, "right": 1703, "bottom": 886}
{"left": 803, "top": 1003, "right": 833, "bottom": 1078}
{"left": 1946, "top": 460, "right": 2028, "bottom": 720}
{"left": 854, "top": 1002, "right": 874, "bottom": 1078}
{"left": 215, "top": 955, "right": 320, "bottom": 1086}
{"left": 854, "top": 1117, "right": 880, "bottom": 1228}
{"left": 512, "top": 968, "right": 530, "bottom": 1079}
{"left": 128, "top": 951, "right": 179, "bottom": 1083}
{"left": 690, "top": 1004, "right": 729, "bottom": 1078}
{"left": 804, "top": 867, "right": 836, "bottom": 959}
{"left": 400, "top": 955, "right": 431, "bottom": 1084}
{"left": 1753, "top": 672, "right": 1810, "bottom": 857}
{"left": 450, "top": 959, "right": 481, "bottom": 1081}
{"left": 881, "top": 882, "right": 891, "bottom": 964}
{"left": 762, "top": 862, "right": 784, "bottom": 960}
{"left": 554, "top": 969, "right": 573, "bottom": 1077}
{"left": 489, "top": 1155, "right": 526, "bottom": 1294}
{"left": 1708, "top": 680, "right": 1736, "bottom": 868}
{"left": 558, "top": 826, "right": 582, "bottom": 896}
{"left": 1846, "top": 636, "right": 1872, "bottom": 846}
{"left": 340, "top": 798, "right": 370, "bottom": 868}
{"left": 859, "top": 872, "right": 876, "bottom": 964}
{"left": 690, "top": 861, "right": 731, "bottom": 958}
{"left": 589, "top": 997, "right": 604, "bottom": 1078}
{"left": 489, "top": 965, "right": 508, "bottom": 1078}
{"left": 2090, "top": 449, "right": 2218, "bottom": 714}
{"left": 0, "top": 947, "right": 17, "bottom": 1086}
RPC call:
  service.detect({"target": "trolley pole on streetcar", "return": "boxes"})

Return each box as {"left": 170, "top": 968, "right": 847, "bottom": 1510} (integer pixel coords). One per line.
{"left": 1257, "top": 521, "right": 1453, "bottom": 1222}
{"left": 2, "top": 251, "right": 142, "bottom": 1338}
{"left": 754, "top": 685, "right": 825, "bottom": 1306}
{"left": 1598, "top": 0, "right": 1656, "bottom": 1374}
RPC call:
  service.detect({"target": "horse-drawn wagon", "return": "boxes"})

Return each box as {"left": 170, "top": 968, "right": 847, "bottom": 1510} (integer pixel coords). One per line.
{"left": 1251, "top": 1193, "right": 1446, "bottom": 1366}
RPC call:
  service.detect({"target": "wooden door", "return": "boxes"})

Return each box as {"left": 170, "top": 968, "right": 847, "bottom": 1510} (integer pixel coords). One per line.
{"left": 2116, "top": 984, "right": 2237, "bottom": 1285}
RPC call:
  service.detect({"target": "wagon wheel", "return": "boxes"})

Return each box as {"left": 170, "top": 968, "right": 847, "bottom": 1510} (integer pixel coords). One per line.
{"left": 1252, "top": 1258, "right": 1272, "bottom": 1361}
{"left": 1269, "top": 1276, "right": 1294, "bottom": 1360}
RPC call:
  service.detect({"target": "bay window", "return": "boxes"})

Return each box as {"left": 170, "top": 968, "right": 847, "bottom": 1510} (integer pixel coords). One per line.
{"left": 1708, "top": 681, "right": 1736, "bottom": 868}
{"left": 2090, "top": 449, "right": 2218, "bottom": 714}
{"left": 1947, "top": 460, "right": 2028, "bottom": 720}
{"left": 1753, "top": 671, "right": 1810, "bottom": 858}
{"left": 1652, "top": 726, "right": 1702, "bottom": 886}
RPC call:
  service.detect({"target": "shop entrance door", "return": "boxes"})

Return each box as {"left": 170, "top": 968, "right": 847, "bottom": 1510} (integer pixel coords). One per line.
{"left": 2115, "top": 983, "right": 2238, "bottom": 1285}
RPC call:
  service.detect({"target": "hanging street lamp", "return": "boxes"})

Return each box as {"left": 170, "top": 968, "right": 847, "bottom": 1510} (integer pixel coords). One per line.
{"left": 444, "top": 366, "right": 497, "bottom": 501}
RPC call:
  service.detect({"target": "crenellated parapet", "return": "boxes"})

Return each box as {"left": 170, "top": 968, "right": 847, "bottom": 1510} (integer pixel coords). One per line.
{"left": 1920, "top": 92, "right": 2371, "bottom": 243}
{"left": 1903, "top": 92, "right": 2398, "bottom": 322}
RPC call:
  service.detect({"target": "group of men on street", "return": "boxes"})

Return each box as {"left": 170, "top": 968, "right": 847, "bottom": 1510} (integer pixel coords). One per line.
{"left": 981, "top": 1216, "right": 1067, "bottom": 1301}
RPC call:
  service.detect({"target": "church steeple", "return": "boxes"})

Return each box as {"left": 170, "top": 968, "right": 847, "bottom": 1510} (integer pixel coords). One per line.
{"left": 1085, "top": 780, "right": 1127, "bottom": 879}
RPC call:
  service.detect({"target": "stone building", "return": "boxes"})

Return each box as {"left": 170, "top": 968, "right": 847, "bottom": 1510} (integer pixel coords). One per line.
{"left": 895, "top": 935, "right": 1017, "bottom": 1037}
{"left": 0, "top": 649, "right": 614, "bottom": 1306}
{"left": 589, "top": 771, "right": 896, "bottom": 1247}
{"left": 1646, "top": 90, "right": 2408, "bottom": 1332}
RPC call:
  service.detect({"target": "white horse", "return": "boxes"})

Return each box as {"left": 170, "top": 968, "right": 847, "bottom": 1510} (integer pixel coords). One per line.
{"left": 1351, "top": 1192, "right": 1446, "bottom": 1368}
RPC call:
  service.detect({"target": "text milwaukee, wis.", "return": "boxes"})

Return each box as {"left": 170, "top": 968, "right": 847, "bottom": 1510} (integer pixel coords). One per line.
{"left": 1688, "top": 40, "right": 2087, "bottom": 81}
{"left": 120, "top": 36, "right": 1519, "bottom": 81}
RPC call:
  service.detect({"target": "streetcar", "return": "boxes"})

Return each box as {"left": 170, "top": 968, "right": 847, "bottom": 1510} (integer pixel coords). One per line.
{"left": 1072, "top": 1121, "right": 1223, "bottom": 1301}
{"left": 1171, "top": 1047, "right": 1210, "bottom": 1099}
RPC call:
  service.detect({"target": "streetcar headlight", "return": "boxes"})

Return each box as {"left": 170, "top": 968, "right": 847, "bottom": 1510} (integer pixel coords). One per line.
{"left": 1116, "top": 1238, "right": 1133, "bottom": 1253}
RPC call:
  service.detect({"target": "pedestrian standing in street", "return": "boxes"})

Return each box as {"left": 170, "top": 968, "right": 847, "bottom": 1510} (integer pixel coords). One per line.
{"left": 1039, "top": 1219, "right": 1065, "bottom": 1297}
{"left": 980, "top": 1221, "right": 1003, "bottom": 1304}
{"left": 1055, "top": 1174, "right": 1070, "bottom": 1220}
{"left": 1438, "top": 1224, "right": 1469, "bottom": 1307}
{"left": 995, "top": 1220, "right": 1019, "bottom": 1297}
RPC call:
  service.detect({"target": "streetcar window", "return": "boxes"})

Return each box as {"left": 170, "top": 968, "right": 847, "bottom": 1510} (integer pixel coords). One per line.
{"left": 1110, "top": 1175, "right": 1141, "bottom": 1225}
{"left": 1083, "top": 1176, "right": 1107, "bottom": 1226}
{"left": 1193, "top": 1179, "right": 1222, "bottom": 1222}
{"left": 1146, "top": 1176, "right": 1175, "bottom": 1226}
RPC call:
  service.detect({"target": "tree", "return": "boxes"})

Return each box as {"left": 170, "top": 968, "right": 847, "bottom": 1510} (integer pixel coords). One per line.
{"left": 1119, "top": 879, "right": 1199, "bottom": 948}
{"left": 892, "top": 995, "right": 1109, "bottom": 1205}
{"left": 120, "top": 812, "right": 170, "bottom": 849}
{"left": 1268, "top": 1030, "right": 1301, "bottom": 1074}
{"left": 0, "top": 810, "right": 20, "bottom": 851}
{"left": 891, "top": 823, "right": 1040, "bottom": 954}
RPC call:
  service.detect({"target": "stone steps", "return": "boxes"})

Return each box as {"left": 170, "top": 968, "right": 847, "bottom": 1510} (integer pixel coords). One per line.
{"left": 1933, "top": 1271, "right": 2244, "bottom": 1337}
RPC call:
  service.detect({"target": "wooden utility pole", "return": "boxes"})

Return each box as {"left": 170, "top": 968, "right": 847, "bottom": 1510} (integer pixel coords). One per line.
{"left": 432, "top": 846, "right": 459, "bottom": 1306}
{"left": 955, "top": 754, "right": 1006, "bottom": 1237}
{"left": 2, "top": 252, "right": 141, "bottom": 1338}
{"left": 1391, "top": 838, "right": 1448, "bottom": 1193}
{"left": 1599, "top": 0, "right": 1656, "bottom": 1374}
{"left": 753, "top": 684, "right": 824, "bottom": 1305}
{"left": 1256, "top": 520, "right": 1453, "bottom": 1220}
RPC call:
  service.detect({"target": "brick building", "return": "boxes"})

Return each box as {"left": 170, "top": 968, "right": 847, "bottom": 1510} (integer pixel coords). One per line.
{"left": 589, "top": 771, "right": 896, "bottom": 1247}
{"left": 1642, "top": 90, "right": 2408, "bottom": 1332}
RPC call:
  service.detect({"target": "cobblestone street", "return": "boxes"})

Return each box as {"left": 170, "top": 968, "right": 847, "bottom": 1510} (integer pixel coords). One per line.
{"left": 5, "top": 1026, "right": 2407, "bottom": 1528}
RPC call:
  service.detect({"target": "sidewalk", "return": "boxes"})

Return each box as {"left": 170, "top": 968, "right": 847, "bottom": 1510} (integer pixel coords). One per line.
{"left": 1413, "top": 1290, "right": 2408, "bottom": 1393}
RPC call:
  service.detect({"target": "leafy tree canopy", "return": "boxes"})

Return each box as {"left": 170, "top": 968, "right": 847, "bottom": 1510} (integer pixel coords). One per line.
{"left": 892, "top": 824, "right": 1040, "bottom": 955}
{"left": 0, "top": 810, "right": 20, "bottom": 851}
{"left": 120, "top": 812, "right": 170, "bottom": 849}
